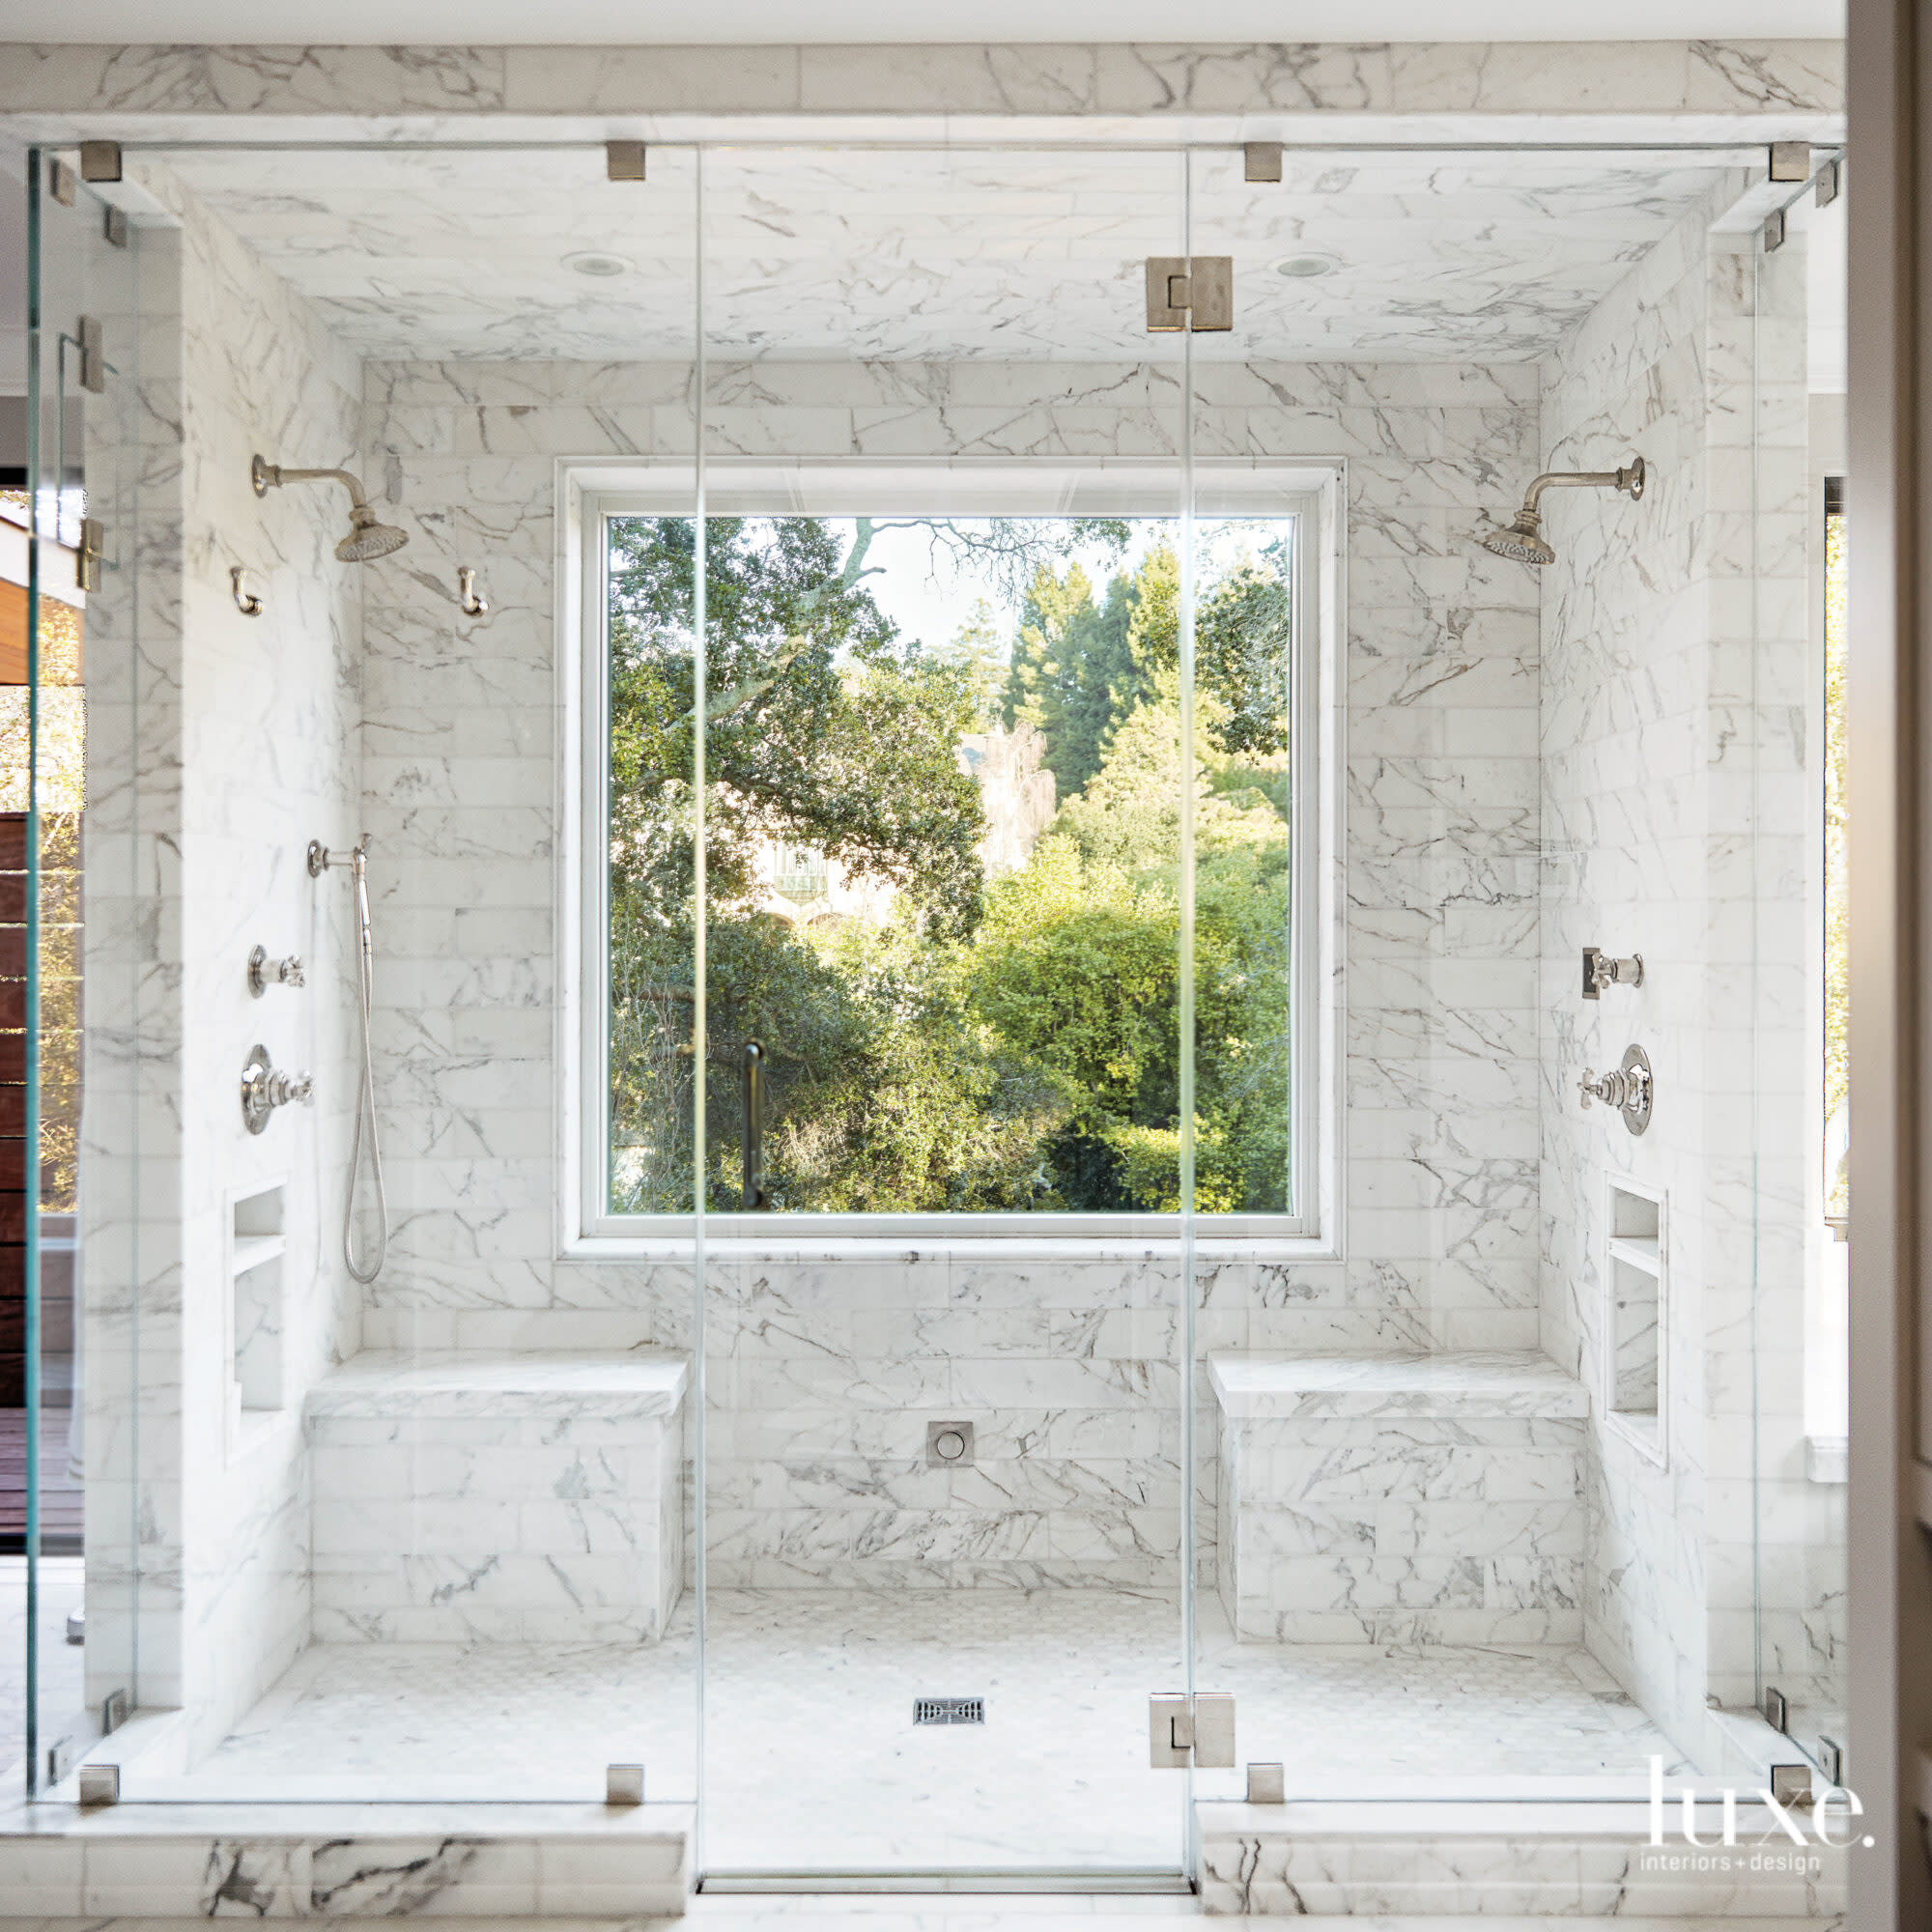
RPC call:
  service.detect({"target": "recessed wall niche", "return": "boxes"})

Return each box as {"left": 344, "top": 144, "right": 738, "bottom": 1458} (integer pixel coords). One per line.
{"left": 227, "top": 1180, "right": 287, "bottom": 1447}
{"left": 1605, "top": 1176, "right": 1667, "bottom": 1466}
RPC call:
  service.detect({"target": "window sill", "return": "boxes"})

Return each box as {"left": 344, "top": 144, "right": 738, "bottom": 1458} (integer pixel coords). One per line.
{"left": 562, "top": 1228, "right": 1340, "bottom": 1264}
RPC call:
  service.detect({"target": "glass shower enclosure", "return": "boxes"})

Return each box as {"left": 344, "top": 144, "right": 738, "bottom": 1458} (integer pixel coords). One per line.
{"left": 9, "top": 124, "right": 1851, "bottom": 1889}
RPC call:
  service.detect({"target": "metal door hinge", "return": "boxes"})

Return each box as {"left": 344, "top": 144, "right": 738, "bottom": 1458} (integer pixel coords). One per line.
{"left": 607, "top": 140, "right": 646, "bottom": 182}
{"left": 76, "top": 518, "right": 104, "bottom": 592}
{"left": 76, "top": 518, "right": 106, "bottom": 591}
{"left": 1150, "top": 1690, "right": 1235, "bottom": 1768}
{"left": 1145, "top": 257, "right": 1233, "bottom": 333}
{"left": 79, "top": 315, "right": 105, "bottom": 393}
{"left": 79, "top": 141, "right": 122, "bottom": 184}
{"left": 1769, "top": 141, "right": 1811, "bottom": 185}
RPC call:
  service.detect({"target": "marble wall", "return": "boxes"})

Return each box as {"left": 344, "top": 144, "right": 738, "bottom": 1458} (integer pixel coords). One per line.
{"left": 351, "top": 353, "right": 1540, "bottom": 1589}
{"left": 1537, "top": 185, "right": 1829, "bottom": 1755}
{"left": 83, "top": 163, "right": 366, "bottom": 1751}
{"left": 0, "top": 40, "right": 1844, "bottom": 127}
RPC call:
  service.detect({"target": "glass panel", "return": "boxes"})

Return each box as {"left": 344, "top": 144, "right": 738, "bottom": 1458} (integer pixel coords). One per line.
{"left": 694, "top": 144, "right": 1191, "bottom": 1876}
{"left": 1179, "top": 142, "right": 1833, "bottom": 1805}
{"left": 37, "top": 141, "right": 702, "bottom": 1804}
{"left": 12, "top": 151, "right": 145, "bottom": 1800}
{"left": 1750, "top": 161, "right": 1849, "bottom": 1776}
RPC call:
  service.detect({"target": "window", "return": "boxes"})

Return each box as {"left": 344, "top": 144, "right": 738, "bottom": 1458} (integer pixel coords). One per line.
{"left": 572, "top": 465, "right": 1334, "bottom": 1239}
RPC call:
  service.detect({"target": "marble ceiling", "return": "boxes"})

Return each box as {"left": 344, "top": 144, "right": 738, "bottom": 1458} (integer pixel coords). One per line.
{"left": 159, "top": 143, "right": 1734, "bottom": 362}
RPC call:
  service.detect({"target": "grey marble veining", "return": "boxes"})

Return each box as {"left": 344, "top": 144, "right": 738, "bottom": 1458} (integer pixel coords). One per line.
{"left": 1210, "top": 1353, "right": 1585, "bottom": 1642}
{"left": 145, "top": 144, "right": 1744, "bottom": 366}
{"left": 304, "top": 1352, "right": 688, "bottom": 1643}
{"left": 0, "top": 1803, "right": 692, "bottom": 1918}
{"left": 1197, "top": 1802, "right": 1844, "bottom": 1918}
{"left": 0, "top": 40, "right": 1844, "bottom": 123}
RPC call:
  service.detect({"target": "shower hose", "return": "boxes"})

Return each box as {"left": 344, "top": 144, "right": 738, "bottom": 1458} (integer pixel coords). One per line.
{"left": 344, "top": 845, "right": 390, "bottom": 1285}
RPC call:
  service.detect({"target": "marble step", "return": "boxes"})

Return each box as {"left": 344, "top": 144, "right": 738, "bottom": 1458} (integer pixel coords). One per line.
{"left": 1198, "top": 1799, "right": 1847, "bottom": 1918}
{"left": 0, "top": 1801, "right": 692, "bottom": 1918}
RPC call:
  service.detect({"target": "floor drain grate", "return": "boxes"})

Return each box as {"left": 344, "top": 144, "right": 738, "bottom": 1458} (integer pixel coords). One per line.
{"left": 914, "top": 1696, "right": 984, "bottom": 1725}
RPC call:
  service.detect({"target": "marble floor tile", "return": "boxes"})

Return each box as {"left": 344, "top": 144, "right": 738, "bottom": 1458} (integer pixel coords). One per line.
{"left": 147, "top": 1592, "right": 1692, "bottom": 1873}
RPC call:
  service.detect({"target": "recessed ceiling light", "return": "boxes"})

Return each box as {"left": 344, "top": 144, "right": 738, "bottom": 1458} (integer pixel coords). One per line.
{"left": 1273, "top": 252, "right": 1341, "bottom": 279}
{"left": 563, "top": 250, "right": 634, "bottom": 278}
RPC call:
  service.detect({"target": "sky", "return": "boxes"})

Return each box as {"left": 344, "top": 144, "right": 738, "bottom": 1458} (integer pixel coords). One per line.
{"left": 829, "top": 516, "right": 1279, "bottom": 662}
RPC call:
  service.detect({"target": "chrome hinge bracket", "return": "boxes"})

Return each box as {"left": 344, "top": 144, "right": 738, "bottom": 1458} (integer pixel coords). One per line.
{"left": 1145, "top": 256, "right": 1234, "bottom": 333}
{"left": 1150, "top": 1690, "right": 1236, "bottom": 1768}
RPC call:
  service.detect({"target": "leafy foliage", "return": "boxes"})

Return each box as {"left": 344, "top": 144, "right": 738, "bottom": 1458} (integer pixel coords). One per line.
{"left": 606, "top": 513, "right": 1295, "bottom": 1217}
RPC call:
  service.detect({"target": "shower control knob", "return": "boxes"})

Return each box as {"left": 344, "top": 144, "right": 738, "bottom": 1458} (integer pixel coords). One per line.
{"left": 1577, "top": 1067, "right": 1625, "bottom": 1109}
{"left": 1577, "top": 1045, "right": 1654, "bottom": 1136}
{"left": 248, "top": 946, "right": 305, "bottom": 996}
{"left": 241, "top": 1043, "right": 315, "bottom": 1135}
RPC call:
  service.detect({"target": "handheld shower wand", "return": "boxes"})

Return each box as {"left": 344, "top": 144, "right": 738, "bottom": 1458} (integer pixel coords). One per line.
{"left": 310, "top": 838, "right": 389, "bottom": 1285}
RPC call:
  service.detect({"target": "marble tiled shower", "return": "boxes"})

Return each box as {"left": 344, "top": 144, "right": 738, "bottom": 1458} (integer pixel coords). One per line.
{"left": 20, "top": 81, "right": 1846, "bottom": 1886}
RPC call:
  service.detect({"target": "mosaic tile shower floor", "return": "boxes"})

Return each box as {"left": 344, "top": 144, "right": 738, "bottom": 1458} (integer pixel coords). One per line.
{"left": 151, "top": 1591, "right": 1691, "bottom": 1869}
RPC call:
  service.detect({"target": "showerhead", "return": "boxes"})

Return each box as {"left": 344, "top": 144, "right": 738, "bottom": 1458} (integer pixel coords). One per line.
{"left": 1479, "top": 511, "right": 1557, "bottom": 566}
{"left": 335, "top": 507, "right": 411, "bottom": 562}
{"left": 252, "top": 454, "right": 410, "bottom": 564}
{"left": 1474, "top": 457, "right": 1645, "bottom": 568}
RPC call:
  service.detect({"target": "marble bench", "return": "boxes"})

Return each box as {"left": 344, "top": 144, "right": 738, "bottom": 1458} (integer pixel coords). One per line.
{"left": 1208, "top": 1351, "right": 1587, "bottom": 1647}
{"left": 305, "top": 1351, "right": 689, "bottom": 1644}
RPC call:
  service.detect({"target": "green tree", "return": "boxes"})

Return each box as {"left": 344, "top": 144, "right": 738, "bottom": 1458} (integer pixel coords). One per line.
{"left": 608, "top": 514, "right": 988, "bottom": 933}
{"left": 604, "top": 511, "right": 1297, "bottom": 1220}
{"left": 1003, "top": 563, "right": 1147, "bottom": 798}
{"left": 1116, "top": 532, "right": 1292, "bottom": 759}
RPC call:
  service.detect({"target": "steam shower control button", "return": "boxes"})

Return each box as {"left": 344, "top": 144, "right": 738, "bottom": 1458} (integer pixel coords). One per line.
{"left": 1582, "top": 945, "right": 1644, "bottom": 1000}
{"left": 241, "top": 1043, "right": 315, "bottom": 1135}
{"left": 926, "top": 1419, "right": 975, "bottom": 1467}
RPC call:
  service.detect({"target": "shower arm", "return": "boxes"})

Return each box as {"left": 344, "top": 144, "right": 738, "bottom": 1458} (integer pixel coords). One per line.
{"left": 1520, "top": 462, "right": 1645, "bottom": 515}
{"left": 251, "top": 456, "right": 374, "bottom": 511}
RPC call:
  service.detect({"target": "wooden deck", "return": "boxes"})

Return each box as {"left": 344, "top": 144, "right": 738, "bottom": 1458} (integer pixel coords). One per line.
{"left": 0, "top": 1405, "right": 82, "bottom": 1550}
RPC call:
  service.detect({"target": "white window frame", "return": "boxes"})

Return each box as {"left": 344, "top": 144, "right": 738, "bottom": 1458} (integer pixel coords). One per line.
{"left": 557, "top": 457, "right": 1343, "bottom": 1252}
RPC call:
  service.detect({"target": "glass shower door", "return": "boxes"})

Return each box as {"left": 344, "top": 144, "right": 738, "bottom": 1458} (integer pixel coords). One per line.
{"left": 691, "top": 143, "right": 1196, "bottom": 1878}
{"left": 15, "top": 149, "right": 145, "bottom": 1797}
